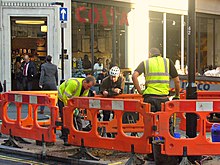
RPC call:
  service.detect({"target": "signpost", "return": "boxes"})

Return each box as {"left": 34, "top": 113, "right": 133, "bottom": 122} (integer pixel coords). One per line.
{"left": 51, "top": 2, "right": 66, "bottom": 83}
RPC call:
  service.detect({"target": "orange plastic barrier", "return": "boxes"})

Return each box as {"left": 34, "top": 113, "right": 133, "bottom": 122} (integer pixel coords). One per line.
{"left": 86, "top": 94, "right": 144, "bottom": 133}
{"left": 180, "top": 91, "right": 220, "bottom": 99}
{"left": 156, "top": 99, "right": 220, "bottom": 156}
{"left": 63, "top": 97, "right": 153, "bottom": 154}
{"left": 7, "top": 91, "right": 61, "bottom": 130}
{"left": 1, "top": 92, "right": 59, "bottom": 142}
{"left": 179, "top": 91, "right": 220, "bottom": 132}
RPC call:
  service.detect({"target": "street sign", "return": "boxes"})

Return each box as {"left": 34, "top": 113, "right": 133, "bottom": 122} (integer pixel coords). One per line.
{"left": 60, "top": 7, "right": 67, "bottom": 21}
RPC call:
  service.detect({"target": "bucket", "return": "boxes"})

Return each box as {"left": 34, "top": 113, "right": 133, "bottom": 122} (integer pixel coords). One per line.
{"left": 211, "top": 123, "right": 220, "bottom": 142}
{"left": 152, "top": 140, "right": 179, "bottom": 165}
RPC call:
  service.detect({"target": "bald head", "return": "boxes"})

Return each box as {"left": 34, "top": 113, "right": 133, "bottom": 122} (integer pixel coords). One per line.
{"left": 24, "top": 55, "right": 30, "bottom": 63}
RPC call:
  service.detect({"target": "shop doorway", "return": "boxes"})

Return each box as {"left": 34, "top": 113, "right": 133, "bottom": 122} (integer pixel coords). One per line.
{"left": 11, "top": 17, "right": 47, "bottom": 90}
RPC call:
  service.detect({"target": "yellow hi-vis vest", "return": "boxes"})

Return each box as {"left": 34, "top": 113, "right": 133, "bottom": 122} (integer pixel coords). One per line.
{"left": 143, "top": 56, "right": 170, "bottom": 95}
{"left": 58, "top": 78, "right": 89, "bottom": 105}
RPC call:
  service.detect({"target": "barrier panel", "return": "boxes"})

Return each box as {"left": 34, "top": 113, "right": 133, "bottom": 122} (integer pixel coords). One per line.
{"left": 179, "top": 91, "right": 220, "bottom": 132}
{"left": 156, "top": 99, "right": 220, "bottom": 156}
{"left": 1, "top": 92, "right": 59, "bottom": 142}
{"left": 63, "top": 97, "right": 153, "bottom": 154}
{"left": 89, "top": 94, "right": 144, "bottom": 133}
{"left": 6, "top": 91, "right": 61, "bottom": 130}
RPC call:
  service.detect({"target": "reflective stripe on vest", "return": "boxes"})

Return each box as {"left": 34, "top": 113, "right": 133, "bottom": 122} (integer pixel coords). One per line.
{"left": 143, "top": 56, "right": 170, "bottom": 95}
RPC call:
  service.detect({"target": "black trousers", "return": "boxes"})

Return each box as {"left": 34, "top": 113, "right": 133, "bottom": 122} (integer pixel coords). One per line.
{"left": 143, "top": 95, "right": 169, "bottom": 112}
{"left": 58, "top": 99, "right": 82, "bottom": 138}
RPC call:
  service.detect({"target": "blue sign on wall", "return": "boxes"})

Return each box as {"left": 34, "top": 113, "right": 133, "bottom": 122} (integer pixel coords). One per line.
{"left": 60, "top": 7, "right": 67, "bottom": 21}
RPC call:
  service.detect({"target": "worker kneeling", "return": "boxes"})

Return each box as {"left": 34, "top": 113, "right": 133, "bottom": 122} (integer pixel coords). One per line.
{"left": 58, "top": 76, "right": 96, "bottom": 145}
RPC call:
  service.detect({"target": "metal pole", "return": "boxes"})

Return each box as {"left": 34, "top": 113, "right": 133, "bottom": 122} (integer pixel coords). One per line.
{"left": 61, "top": 3, "right": 64, "bottom": 82}
{"left": 91, "top": 4, "right": 94, "bottom": 73}
{"left": 51, "top": 2, "right": 65, "bottom": 83}
{"left": 112, "top": 6, "right": 116, "bottom": 65}
{"left": 186, "top": 0, "right": 197, "bottom": 138}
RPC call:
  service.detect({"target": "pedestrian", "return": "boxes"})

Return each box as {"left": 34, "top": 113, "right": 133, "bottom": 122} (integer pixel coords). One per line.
{"left": 82, "top": 54, "right": 92, "bottom": 69}
{"left": 93, "top": 58, "right": 103, "bottom": 79}
{"left": 100, "top": 66, "right": 125, "bottom": 136}
{"left": 96, "top": 68, "right": 108, "bottom": 84}
{"left": 21, "top": 55, "right": 36, "bottom": 91}
{"left": 39, "top": 55, "right": 58, "bottom": 114}
{"left": 58, "top": 75, "right": 96, "bottom": 145}
{"left": 132, "top": 47, "right": 180, "bottom": 161}
{"left": 14, "top": 56, "right": 23, "bottom": 90}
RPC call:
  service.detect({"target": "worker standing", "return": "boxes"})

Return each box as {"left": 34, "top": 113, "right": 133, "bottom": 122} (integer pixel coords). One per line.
{"left": 58, "top": 76, "right": 96, "bottom": 145}
{"left": 132, "top": 47, "right": 180, "bottom": 161}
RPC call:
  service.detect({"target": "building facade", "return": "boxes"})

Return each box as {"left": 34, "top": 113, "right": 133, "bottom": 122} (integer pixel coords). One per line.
{"left": 0, "top": 0, "right": 220, "bottom": 90}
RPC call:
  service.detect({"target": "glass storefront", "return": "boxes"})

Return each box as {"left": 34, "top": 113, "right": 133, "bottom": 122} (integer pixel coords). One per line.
{"left": 11, "top": 17, "right": 47, "bottom": 90}
{"left": 71, "top": 1, "right": 131, "bottom": 76}
{"left": 149, "top": 11, "right": 186, "bottom": 73}
{"left": 197, "top": 14, "right": 220, "bottom": 74}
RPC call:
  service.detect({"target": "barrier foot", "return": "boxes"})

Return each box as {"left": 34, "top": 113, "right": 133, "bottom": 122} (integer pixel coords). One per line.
{"left": 14, "top": 136, "right": 31, "bottom": 144}
{"left": 69, "top": 139, "right": 100, "bottom": 161}
{"left": 2, "top": 136, "right": 23, "bottom": 148}
{"left": 125, "top": 144, "right": 144, "bottom": 165}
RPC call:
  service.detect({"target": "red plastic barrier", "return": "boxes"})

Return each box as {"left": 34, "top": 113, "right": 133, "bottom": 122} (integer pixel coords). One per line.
{"left": 156, "top": 99, "right": 220, "bottom": 156}
{"left": 63, "top": 97, "right": 153, "bottom": 154}
{"left": 1, "top": 92, "right": 59, "bottom": 142}
{"left": 179, "top": 91, "right": 220, "bottom": 132}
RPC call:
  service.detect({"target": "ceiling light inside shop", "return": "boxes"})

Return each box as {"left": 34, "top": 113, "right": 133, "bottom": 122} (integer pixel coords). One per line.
{"left": 15, "top": 20, "right": 45, "bottom": 25}
{"left": 41, "top": 25, "right": 47, "bottom": 32}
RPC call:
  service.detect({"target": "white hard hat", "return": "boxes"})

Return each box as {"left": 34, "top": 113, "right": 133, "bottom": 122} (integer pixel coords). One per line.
{"left": 109, "top": 66, "right": 120, "bottom": 76}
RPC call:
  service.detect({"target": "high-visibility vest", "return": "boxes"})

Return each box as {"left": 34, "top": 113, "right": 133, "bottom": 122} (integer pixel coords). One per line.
{"left": 143, "top": 56, "right": 170, "bottom": 95}
{"left": 58, "top": 78, "right": 89, "bottom": 105}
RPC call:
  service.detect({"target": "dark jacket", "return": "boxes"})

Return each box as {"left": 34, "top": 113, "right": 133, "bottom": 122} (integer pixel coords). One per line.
{"left": 22, "top": 61, "right": 36, "bottom": 81}
{"left": 100, "top": 76, "right": 125, "bottom": 97}
{"left": 0, "top": 81, "right": 3, "bottom": 92}
{"left": 39, "top": 62, "right": 58, "bottom": 87}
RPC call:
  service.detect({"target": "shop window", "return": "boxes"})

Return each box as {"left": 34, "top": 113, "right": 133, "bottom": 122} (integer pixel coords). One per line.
{"left": 149, "top": 11, "right": 163, "bottom": 53}
{"left": 166, "top": 14, "right": 181, "bottom": 64}
{"left": 71, "top": 2, "right": 130, "bottom": 76}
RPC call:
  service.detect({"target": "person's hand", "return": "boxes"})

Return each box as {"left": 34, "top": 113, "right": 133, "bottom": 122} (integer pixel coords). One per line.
{"left": 172, "top": 95, "right": 180, "bottom": 100}
{"left": 114, "top": 88, "right": 121, "bottom": 94}
{"left": 103, "top": 91, "right": 108, "bottom": 97}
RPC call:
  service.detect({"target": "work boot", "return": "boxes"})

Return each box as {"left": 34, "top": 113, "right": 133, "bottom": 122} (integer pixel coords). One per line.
{"left": 63, "top": 138, "right": 70, "bottom": 146}
{"left": 144, "top": 154, "right": 154, "bottom": 161}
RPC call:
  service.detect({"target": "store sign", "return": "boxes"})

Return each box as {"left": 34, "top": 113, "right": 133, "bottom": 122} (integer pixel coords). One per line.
{"left": 75, "top": 6, "right": 129, "bottom": 26}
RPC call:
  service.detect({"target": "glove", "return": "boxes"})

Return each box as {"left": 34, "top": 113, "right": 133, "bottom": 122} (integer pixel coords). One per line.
{"left": 172, "top": 95, "right": 180, "bottom": 100}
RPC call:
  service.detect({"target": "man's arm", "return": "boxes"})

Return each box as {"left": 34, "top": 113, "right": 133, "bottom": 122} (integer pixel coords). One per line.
{"left": 173, "top": 76, "right": 180, "bottom": 97}
{"left": 39, "top": 65, "right": 45, "bottom": 87}
{"left": 100, "top": 78, "right": 109, "bottom": 96}
{"left": 55, "top": 66, "right": 58, "bottom": 85}
{"left": 132, "top": 71, "right": 142, "bottom": 94}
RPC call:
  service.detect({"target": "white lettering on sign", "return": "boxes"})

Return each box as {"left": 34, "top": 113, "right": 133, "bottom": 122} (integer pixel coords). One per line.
{"left": 196, "top": 102, "right": 213, "bottom": 112}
